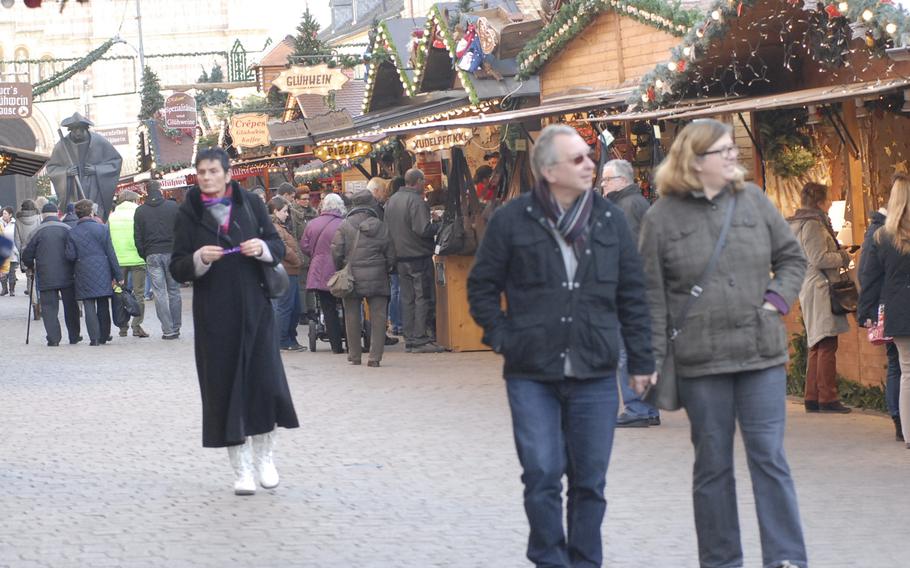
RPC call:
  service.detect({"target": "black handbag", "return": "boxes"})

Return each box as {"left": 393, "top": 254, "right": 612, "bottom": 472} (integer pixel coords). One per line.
{"left": 112, "top": 286, "right": 142, "bottom": 328}
{"left": 826, "top": 270, "right": 858, "bottom": 315}
{"left": 645, "top": 193, "right": 738, "bottom": 411}
{"left": 436, "top": 147, "right": 482, "bottom": 256}
{"left": 241, "top": 198, "right": 289, "bottom": 299}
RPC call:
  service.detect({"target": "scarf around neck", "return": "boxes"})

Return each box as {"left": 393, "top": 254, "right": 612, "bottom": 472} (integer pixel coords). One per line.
{"left": 532, "top": 181, "right": 594, "bottom": 258}
{"left": 789, "top": 207, "right": 838, "bottom": 243}
{"left": 201, "top": 185, "right": 233, "bottom": 234}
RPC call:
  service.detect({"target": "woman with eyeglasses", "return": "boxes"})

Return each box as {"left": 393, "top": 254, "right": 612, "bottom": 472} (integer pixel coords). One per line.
{"left": 639, "top": 119, "right": 808, "bottom": 568}
{"left": 787, "top": 182, "right": 853, "bottom": 414}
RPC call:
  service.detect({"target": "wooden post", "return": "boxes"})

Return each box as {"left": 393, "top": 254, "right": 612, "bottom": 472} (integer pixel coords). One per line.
{"left": 839, "top": 99, "right": 867, "bottom": 245}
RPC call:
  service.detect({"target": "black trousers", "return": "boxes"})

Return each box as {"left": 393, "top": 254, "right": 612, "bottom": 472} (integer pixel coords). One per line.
{"left": 316, "top": 290, "right": 344, "bottom": 353}
{"left": 39, "top": 287, "right": 81, "bottom": 345}
{"left": 83, "top": 296, "right": 111, "bottom": 345}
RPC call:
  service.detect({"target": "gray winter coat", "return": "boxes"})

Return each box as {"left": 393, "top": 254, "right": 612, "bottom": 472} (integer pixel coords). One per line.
{"left": 606, "top": 183, "right": 649, "bottom": 241}
{"left": 331, "top": 207, "right": 396, "bottom": 298}
{"left": 788, "top": 211, "right": 851, "bottom": 348}
{"left": 14, "top": 209, "right": 40, "bottom": 254}
{"left": 384, "top": 187, "right": 437, "bottom": 259}
{"left": 639, "top": 183, "right": 806, "bottom": 379}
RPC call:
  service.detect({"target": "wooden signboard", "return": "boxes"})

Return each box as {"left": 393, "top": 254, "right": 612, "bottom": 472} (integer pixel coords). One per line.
{"left": 273, "top": 64, "right": 349, "bottom": 97}
{"left": 229, "top": 113, "right": 270, "bottom": 147}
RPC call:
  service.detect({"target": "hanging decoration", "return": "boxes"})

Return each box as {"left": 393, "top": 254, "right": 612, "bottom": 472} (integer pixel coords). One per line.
{"left": 756, "top": 108, "right": 820, "bottom": 179}
{"left": 516, "top": 0, "right": 703, "bottom": 80}
{"left": 32, "top": 38, "right": 120, "bottom": 96}
{"left": 630, "top": 0, "right": 910, "bottom": 111}
{"left": 410, "top": 4, "right": 482, "bottom": 104}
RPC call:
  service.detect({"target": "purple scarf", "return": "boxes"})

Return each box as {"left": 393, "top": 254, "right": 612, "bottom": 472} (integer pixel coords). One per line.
{"left": 201, "top": 186, "right": 233, "bottom": 234}
{"left": 532, "top": 181, "right": 594, "bottom": 258}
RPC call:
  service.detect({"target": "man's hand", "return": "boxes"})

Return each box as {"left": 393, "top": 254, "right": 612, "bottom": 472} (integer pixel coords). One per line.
{"left": 198, "top": 245, "right": 225, "bottom": 265}
{"left": 239, "top": 239, "right": 264, "bottom": 258}
{"left": 66, "top": 165, "right": 79, "bottom": 176}
{"left": 83, "top": 164, "right": 96, "bottom": 175}
{"left": 630, "top": 372, "right": 658, "bottom": 396}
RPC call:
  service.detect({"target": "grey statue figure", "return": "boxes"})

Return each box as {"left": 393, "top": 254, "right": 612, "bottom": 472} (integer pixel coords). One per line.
{"left": 46, "top": 113, "right": 123, "bottom": 222}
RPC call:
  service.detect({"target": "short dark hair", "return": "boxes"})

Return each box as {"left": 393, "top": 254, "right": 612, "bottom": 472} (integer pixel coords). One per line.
{"left": 268, "top": 196, "right": 289, "bottom": 214}
{"left": 1, "top": 206, "right": 13, "bottom": 216}
{"left": 800, "top": 182, "right": 829, "bottom": 210}
{"left": 276, "top": 182, "right": 295, "bottom": 197}
{"left": 19, "top": 199, "right": 37, "bottom": 212}
{"left": 474, "top": 165, "right": 494, "bottom": 184}
{"left": 195, "top": 147, "right": 230, "bottom": 173}
{"left": 74, "top": 199, "right": 94, "bottom": 219}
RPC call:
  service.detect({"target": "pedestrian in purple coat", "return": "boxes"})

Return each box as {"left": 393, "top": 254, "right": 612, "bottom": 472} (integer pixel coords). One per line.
{"left": 300, "top": 193, "right": 346, "bottom": 353}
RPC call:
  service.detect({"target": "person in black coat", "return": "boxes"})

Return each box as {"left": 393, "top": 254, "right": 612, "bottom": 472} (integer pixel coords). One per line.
{"left": 65, "top": 199, "right": 122, "bottom": 346}
{"left": 21, "top": 203, "right": 81, "bottom": 346}
{"left": 858, "top": 173, "right": 910, "bottom": 448}
{"left": 169, "top": 147, "right": 298, "bottom": 496}
{"left": 467, "top": 125, "right": 654, "bottom": 567}
{"left": 857, "top": 205, "right": 903, "bottom": 440}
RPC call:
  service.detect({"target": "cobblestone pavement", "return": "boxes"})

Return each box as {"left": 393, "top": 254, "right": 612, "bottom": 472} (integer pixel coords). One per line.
{"left": 1, "top": 279, "right": 907, "bottom": 567}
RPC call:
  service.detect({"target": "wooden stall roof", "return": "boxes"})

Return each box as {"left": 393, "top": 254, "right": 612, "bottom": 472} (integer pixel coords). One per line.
{"left": 0, "top": 144, "right": 50, "bottom": 177}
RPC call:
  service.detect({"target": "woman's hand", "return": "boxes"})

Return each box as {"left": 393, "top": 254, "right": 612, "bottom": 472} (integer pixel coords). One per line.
{"left": 630, "top": 372, "right": 658, "bottom": 396}
{"left": 239, "top": 239, "right": 263, "bottom": 257}
{"left": 198, "top": 245, "right": 225, "bottom": 265}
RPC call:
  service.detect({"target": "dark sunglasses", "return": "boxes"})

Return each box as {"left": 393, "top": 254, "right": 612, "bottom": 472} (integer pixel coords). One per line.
{"left": 564, "top": 150, "right": 596, "bottom": 166}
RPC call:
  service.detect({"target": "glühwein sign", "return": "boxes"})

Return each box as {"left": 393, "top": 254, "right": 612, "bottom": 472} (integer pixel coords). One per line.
{"left": 0, "top": 83, "right": 32, "bottom": 119}
{"left": 164, "top": 92, "right": 197, "bottom": 128}
{"left": 272, "top": 65, "right": 349, "bottom": 97}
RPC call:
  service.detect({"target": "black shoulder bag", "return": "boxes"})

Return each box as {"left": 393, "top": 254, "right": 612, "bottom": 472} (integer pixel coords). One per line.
{"left": 645, "top": 193, "right": 738, "bottom": 411}
{"left": 241, "top": 197, "right": 289, "bottom": 299}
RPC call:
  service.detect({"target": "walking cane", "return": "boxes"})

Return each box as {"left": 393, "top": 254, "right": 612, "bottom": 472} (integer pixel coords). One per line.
{"left": 25, "top": 271, "right": 34, "bottom": 345}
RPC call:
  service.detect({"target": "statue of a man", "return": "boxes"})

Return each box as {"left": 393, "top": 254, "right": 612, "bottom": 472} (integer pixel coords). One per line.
{"left": 46, "top": 113, "right": 123, "bottom": 222}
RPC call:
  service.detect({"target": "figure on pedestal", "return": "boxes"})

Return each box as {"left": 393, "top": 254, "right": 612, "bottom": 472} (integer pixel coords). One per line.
{"left": 46, "top": 113, "right": 123, "bottom": 222}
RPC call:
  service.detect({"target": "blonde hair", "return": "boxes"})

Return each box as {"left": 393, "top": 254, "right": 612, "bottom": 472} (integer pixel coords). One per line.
{"left": 877, "top": 173, "right": 910, "bottom": 254}
{"left": 654, "top": 119, "right": 745, "bottom": 196}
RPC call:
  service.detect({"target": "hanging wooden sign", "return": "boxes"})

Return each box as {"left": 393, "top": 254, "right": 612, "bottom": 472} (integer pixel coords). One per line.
{"left": 229, "top": 113, "right": 270, "bottom": 147}
{"left": 0, "top": 83, "right": 32, "bottom": 119}
{"left": 272, "top": 64, "right": 350, "bottom": 96}
{"left": 314, "top": 140, "right": 373, "bottom": 162}
{"left": 405, "top": 128, "right": 473, "bottom": 153}
{"left": 164, "top": 92, "right": 197, "bottom": 128}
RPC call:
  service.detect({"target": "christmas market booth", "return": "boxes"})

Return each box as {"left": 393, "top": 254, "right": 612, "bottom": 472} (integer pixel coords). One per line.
{"left": 613, "top": 0, "right": 910, "bottom": 393}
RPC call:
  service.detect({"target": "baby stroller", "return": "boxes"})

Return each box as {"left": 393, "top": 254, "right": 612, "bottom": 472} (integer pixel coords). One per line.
{"left": 307, "top": 293, "right": 371, "bottom": 352}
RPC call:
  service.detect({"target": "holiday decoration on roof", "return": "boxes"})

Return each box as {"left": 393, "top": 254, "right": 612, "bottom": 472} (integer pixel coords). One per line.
{"left": 410, "top": 5, "right": 482, "bottom": 103}
{"left": 517, "top": 0, "right": 704, "bottom": 80}
{"left": 629, "top": 0, "right": 910, "bottom": 110}
{"left": 362, "top": 20, "right": 420, "bottom": 114}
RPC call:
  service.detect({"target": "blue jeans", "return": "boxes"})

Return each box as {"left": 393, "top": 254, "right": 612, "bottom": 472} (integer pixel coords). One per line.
{"left": 886, "top": 342, "right": 901, "bottom": 418}
{"left": 146, "top": 253, "right": 182, "bottom": 336}
{"left": 273, "top": 274, "right": 300, "bottom": 348}
{"left": 389, "top": 273, "right": 402, "bottom": 333}
{"left": 679, "top": 365, "right": 807, "bottom": 568}
{"left": 617, "top": 343, "right": 659, "bottom": 419}
{"left": 506, "top": 376, "right": 619, "bottom": 568}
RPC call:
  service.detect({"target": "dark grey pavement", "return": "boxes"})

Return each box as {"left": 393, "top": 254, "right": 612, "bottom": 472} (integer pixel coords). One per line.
{"left": 0, "top": 277, "right": 907, "bottom": 567}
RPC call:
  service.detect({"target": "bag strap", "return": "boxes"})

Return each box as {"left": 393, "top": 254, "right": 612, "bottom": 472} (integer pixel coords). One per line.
{"left": 342, "top": 224, "right": 362, "bottom": 269}
{"left": 670, "top": 192, "right": 738, "bottom": 341}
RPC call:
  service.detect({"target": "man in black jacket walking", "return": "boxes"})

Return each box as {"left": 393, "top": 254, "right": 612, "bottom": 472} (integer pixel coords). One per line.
{"left": 134, "top": 181, "right": 182, "bottom": 339}
{"left": 468, "top": 125, "right": 655, "bottom": 567}
{"left": 21, "top": 203, "right": 81, "bottom": 346}
{"left": 601, "top": 159, "right": 661, "bottom": 428}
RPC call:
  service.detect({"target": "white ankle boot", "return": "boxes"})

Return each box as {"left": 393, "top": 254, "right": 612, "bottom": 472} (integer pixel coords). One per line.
{"left": 227, "top": 438, "right": 256, "bottom": 495}
{"left": 251, "top": 430, "right": 279, "bottom": 489}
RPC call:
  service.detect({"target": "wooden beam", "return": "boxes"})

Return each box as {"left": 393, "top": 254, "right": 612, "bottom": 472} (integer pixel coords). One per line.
{"left": 163, "top": 81, "right": 257, "bottom": 91}
{"left": 839, "top": 99, "right": 867, "bottom": 244}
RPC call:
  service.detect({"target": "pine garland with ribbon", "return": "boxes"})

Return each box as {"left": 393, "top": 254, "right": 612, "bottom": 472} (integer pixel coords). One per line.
{"left": 33, "top": 38, "right": 121, "bottom": 96}
{"left": 517, "top": 0, "right": 704, "bottom": 80}
{"left": 630, "top": 0, "right": 910, "bottom": 110}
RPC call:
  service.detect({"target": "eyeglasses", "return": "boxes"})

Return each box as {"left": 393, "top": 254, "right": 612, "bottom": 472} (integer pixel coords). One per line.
{"left": 603, "top": 175, "right": 626, "bottom": 182}
{"left": 563, "top": 150, "right": 596, "bottom": 166}
{"left": 699, "top": 145, "right": 739, "bottom": 158}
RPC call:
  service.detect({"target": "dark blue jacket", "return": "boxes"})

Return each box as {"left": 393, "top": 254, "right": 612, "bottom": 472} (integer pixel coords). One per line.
{"left": 467, "top": 191, "right": 655, "bottom": 381}
{"left": 857, "top": 210, "right": 886, "bottom": 324}
{"left": 20, "top": 217, "right": 74, "bottom": 291}
{"left": 65, "top": 218, "right": 122, "bottom": 300}
{"left": 857, "top": 220, "right": 910, "bottom": 336}
{"left": 134, "top": 190, "right": 179, "bottom": 258}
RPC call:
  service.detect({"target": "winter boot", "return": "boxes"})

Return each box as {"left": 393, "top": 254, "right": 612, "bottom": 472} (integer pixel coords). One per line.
{"left": 8, "top": 277, "right": 15, "bottom": 297}
{"left": 227, "top": 438, "right": 256, "bottom": 495}
{"left": 0, "top": 277, "right": 7, "bottom": 296}
{"left": 251, "top": 430, "right": 279, "bottom": 489}
{"left": 894, "top": 416, "right": 904, "bottom": 442}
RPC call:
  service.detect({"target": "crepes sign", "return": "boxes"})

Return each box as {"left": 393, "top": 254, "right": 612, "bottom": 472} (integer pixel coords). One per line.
{"left": 273, "top": 65, "right": 349, "bottom": 96}
{"left": 229, "top": 113, "right": 270, "bottom": 148}
{"left": 405, "top": 128, "right": 473, "bottom": 153}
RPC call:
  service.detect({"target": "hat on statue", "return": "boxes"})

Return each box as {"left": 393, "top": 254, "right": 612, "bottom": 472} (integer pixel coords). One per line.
{"left": 60, "top": 112, "right": 94, "bottom": 129}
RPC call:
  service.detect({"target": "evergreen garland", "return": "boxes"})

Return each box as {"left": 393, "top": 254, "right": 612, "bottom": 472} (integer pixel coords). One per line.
{"left": 756, "top": 108, "right": 818, "bottom": 179}
{"left": 138, "top": 66, "right": 165, "bottom": 121}
{"left": 32, "top": 38, "right": 119, "bottom": 96}
{"left": 516, "top": 0, "right": 703, "bottom": 80}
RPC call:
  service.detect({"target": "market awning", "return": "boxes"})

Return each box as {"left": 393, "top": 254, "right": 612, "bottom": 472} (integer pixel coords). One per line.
{"left": 663, "top": 79, "right": 910, "bottom": 120}
{"left": 382, "top": 88, "right": 637, "bottom": 136}
{"left": 0, "top": 145, "right": 50, "bottom": 177}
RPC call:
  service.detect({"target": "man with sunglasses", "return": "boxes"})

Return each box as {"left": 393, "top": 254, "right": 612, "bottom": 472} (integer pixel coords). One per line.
{"left": 468, "top": 125, "right": 655, "bottom": 567}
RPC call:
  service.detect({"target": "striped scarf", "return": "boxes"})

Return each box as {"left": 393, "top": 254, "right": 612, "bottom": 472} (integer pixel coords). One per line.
{"left": 533, "top": 181, "right": 594, "bottom": 258}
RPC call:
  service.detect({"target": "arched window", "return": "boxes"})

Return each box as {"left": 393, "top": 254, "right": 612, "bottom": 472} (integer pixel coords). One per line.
{"left": 14, "top": 46, "right": 29, "bottom": 80}
{"left": 39, "top": 54, "right": 53, "bottom": 83}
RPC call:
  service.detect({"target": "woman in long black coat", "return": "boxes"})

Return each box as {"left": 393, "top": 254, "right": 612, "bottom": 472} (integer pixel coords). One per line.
{"left": 170, "top": 148, "right": 298, "bottom": 495}
{"left": 64, "top": 199, "right": 122, "bottom": 345}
